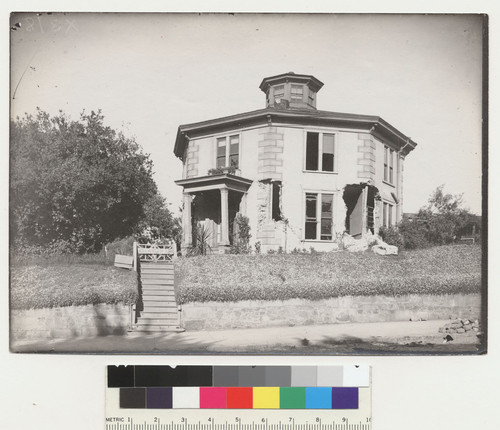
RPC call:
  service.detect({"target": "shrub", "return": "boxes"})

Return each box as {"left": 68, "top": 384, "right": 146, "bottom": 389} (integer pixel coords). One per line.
{"left": 230, "top": 213, "right": 251, "bottom": 254}
{"left": 208, "top": 166, "right": 236, "bottom": 176}
{"left": 105, "top": 236, "right": 135, "bottom": 257}
{"left": 378, "top": 226, "right": 404, "bottom": 248}
{"left": 398, "top": 217, "right": 431, "bottom": 249}
{"left": 188, "top": 223, "right": 212, "bottom": 256}
{"left": 398, "top": 186, "right": 479, "bottom": 249}
{"left": 254, "top": 241, "right": 261, "bottom": 254}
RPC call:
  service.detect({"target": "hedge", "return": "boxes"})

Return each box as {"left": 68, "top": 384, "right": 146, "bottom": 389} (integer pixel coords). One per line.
{"left": 10, "top": 264, "right": 138, "bottom": 310}
{"left": 176, "top": 245, "right": 482, "bottom": 304}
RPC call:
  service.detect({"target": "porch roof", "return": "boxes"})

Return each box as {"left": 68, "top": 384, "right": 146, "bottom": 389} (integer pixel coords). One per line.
{"left": 175, "top": 174, "right": 253, "bottom": 193}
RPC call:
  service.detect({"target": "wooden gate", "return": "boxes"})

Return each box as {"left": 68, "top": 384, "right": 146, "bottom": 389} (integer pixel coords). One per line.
{"left": 133, "top": 242, "right": 177, "bottom": 269}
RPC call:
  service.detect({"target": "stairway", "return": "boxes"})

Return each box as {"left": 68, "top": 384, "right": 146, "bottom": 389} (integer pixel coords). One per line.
{"left": 135, "top": 261, "right": 184, "bottom": 332}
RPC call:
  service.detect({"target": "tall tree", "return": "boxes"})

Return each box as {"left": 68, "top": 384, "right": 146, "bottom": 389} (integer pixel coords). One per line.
{"left": 135, "top": 193, "right": 182, "bottom": 245}
{"left": 10, "top": 109, "right": 158, "bottom": 253}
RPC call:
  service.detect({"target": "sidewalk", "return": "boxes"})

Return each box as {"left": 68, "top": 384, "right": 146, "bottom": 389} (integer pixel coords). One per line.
{"left": 11, "top": 319, "right": 482, "bottom": 354}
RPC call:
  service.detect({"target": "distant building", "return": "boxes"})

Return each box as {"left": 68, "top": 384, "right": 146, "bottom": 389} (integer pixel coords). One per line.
{"left": 174, "top": 72, "right": 417, "bottom": 253}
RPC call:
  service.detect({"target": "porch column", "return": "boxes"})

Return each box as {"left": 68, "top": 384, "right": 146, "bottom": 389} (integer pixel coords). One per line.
{"left": 220, "top": 188, "right": 229, "bottom": 245}
{"left": 182, "top": 192, "right": 193, "bottom": 249}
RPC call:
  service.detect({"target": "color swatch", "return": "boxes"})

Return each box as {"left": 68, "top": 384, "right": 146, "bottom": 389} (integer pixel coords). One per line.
{"left": 108, "top": 365, "right": 369, "bottom": 410}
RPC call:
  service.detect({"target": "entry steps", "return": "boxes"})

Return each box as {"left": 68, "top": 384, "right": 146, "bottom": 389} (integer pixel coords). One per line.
{"left": 134, "top": 261, "right": 184, "bottom": 332}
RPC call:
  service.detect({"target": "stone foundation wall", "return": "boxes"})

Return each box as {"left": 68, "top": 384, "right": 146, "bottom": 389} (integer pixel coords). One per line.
{"left": 11, "top": 303, "right": 131, "bottom": 341}
{"left": 181, "top": 294, "right": 481, "bottom": 331}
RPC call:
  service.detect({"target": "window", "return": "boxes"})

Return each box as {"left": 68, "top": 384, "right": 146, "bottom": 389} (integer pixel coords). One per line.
{"left": 305, "top": 192, "right": 334, "bottom": 240}
{"left": 274, "top": 85, "right": 285, "bottom": 99}
{"left": 308, "top": 90, "right": 315, "bottom": 105}
{"left": 384, "top": 146, "right": 395, "bottom": 184}
{"left": 291, "top": 85, "right": 303, "bottom": 101}
{"left": 271, "top": 182, "right": 282, "bottom": 221}
{"left": 305, "top": 132, "right": 336, "bottom": 172}
{"left": 383, "top": 202, "right": 394, "bottom": 227}
{"left": 216, "top": 135, "right": 239, "bottom": 169}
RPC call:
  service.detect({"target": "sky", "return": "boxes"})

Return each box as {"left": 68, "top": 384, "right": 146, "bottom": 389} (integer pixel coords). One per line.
{"left": 10, "top": 13, "right": 484, "bottom": 215}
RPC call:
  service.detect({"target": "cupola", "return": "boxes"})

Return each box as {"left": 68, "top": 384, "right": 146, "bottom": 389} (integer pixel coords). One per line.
{"left": 259, "top": 72, "right": 324, "bottom": 110}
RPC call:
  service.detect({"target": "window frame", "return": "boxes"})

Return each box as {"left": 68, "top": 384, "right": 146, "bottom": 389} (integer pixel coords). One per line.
{"left": 290, "top": 84, "right": 304, "bottom": 101}
{"left": 303, "top": 130, "right": 337, "bottom": 173}
{"left": 214, "top": 134, "right": 240, "bottom": 170}
{"left": 384, "top": 145, "right": 395, "bottom": 185}
{"left": 304, "top": 191, "right": 335, "bottom": 241}
{"left": 308, "top": 89, "right": 315, "bottom": 106}
{"left": 273, "top": 85, "right": 285, "bottom": 99}
{"left": 382, "top": 201, "right": 394, "bottom": 227}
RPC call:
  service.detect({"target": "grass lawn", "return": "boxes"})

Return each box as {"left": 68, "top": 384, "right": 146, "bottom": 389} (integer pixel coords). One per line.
{"left": 176, "top": 245, "right": 482, "bottom": 304}
{"left": 10, "top": 262, "right": 138, "bottom": 310}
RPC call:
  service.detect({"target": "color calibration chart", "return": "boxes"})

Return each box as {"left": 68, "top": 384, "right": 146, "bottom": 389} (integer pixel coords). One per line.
{"left": 106, "top": 365, "right": 371, "bottom": 430}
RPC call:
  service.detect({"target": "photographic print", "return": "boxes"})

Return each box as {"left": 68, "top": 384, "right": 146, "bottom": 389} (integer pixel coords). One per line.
{"left": 9, "top": 13, "right": 486, "bottom": 354}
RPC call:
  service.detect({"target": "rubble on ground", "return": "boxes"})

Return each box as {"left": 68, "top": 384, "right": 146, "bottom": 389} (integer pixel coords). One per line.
{"left": 342, "top": 232, "right": 398, "bottom": 255}
{"left": 438, "top": 318, "right": 480, "bottom": 335}
{"left": 372, "top": 243, "right": 398, "bottom": 255}
{"left": 342, "top": 234, "right": 369, "bottom": 252}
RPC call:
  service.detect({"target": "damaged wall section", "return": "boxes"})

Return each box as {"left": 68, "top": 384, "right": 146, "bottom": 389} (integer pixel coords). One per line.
{"left": 343, "top": 183, "right": 380, "bottom": 238}
{"left": 256, "top": 126, "right": 285, "bottom": 249}
{"left": 256, "top": 179, "right": 283, "bottom": 248}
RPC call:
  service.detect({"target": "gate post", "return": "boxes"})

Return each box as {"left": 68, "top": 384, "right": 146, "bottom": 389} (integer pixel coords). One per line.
{"left": 132, "top": 241, "right": 138, "bottom": 271}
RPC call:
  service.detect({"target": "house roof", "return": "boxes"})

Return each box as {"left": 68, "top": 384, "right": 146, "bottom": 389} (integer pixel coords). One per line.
{"left": 173, "top": 107, "right": 418, "bottom": 159}
{"left": 258, "top": 72, "right": 324, "bottom": 93}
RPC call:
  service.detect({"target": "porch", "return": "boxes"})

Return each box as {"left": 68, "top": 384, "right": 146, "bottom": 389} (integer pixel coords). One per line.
{"left": 175, "top": 174, "right": 253, "bottom": 254}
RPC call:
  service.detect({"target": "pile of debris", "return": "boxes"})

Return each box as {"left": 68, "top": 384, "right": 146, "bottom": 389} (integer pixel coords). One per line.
{"left": 438, "top": 318, "right": 480, "bottom": 335}
{"left": 342, "top": 232, "right": 398, "bottom": 255}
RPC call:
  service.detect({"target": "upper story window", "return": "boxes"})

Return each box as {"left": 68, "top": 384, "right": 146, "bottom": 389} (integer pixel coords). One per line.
{"left": 384, "top": 146, "right": 395, "bottom": 184}
{"left": 308, "top": 90, "right": 315, "bottom": 105}
{"left": 291, "top": 85, "right": 304, "bottom": 101}
{"left": 305, "top": 132, "right": 335, "bottom": 172}
{"left": 216, "top": 135, "right": 239, "bottom": 169}
{"left": 305, "top": 192, "right": 334, "bottom": 240}
{"left": 274, "top": 85, "right": 285, "bottom": 99}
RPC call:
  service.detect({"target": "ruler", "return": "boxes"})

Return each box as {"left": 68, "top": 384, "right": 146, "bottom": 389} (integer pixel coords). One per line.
{"left": 104, "top": 412, "right": 372, "bottom": 430}
{"left": 105, "top": 390, "right": 372, "bottom": 430}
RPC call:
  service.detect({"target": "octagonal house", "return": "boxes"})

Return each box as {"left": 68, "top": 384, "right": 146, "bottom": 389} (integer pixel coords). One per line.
{"left": 174, "top": 72, "right": 417, "bottom": 254}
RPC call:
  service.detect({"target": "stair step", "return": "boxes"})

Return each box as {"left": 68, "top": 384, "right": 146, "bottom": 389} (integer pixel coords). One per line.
{"left": 142, "top": 295, "right": 175, "bottom": 301}
{"left": 142, "top": 306, "right": 178, "bottom": 312}
{"left": 142, "top": 296, "right": 176, "bottom": 307}
{"left": 141, "top": 283, "right": 175, "bottom": 290}
{"left": 137, "top": 317, "right": 179, "bottom": 325}
{"left": 141, "top": 273, "right": 175, "bottom": 279}
{"left": 143, "top": 301, "right": 177, "bottom": 307}
{"left": 140, "top": 262, "right": 174, "bottom": 268}
{"left": 141, "top": 271, "right": 175, "bottom": 277}
{"left": 141, "top": 279, "right": 175, "bottom": 286}
{"left": 142, "top": 292, "right": 175, "bottom": 298}
{"left": 142, "top": 284, "right": 175, "bottom": 289}
{"left": 140, "top": 310, "right": 178, "bottom": 318}
{"left": 142, "top": 290, "right": 175, "bottom": 296}
{"left": 142, "top": 302, "right": 175, "bottom": 308}
{"left": 133, "top": 325, "right": 184, "bottom": 333}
